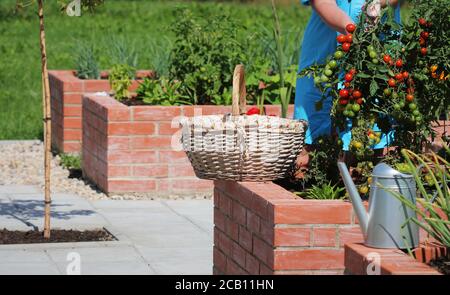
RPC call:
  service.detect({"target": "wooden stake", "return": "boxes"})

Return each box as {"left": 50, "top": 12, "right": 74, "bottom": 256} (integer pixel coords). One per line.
{"left": 38, "top": 0, "right": 52, "bottom": 239}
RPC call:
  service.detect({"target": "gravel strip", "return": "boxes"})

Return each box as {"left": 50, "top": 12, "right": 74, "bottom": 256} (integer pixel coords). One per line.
{"left": 0, "top": 141, "right": 211, "bottom": 201}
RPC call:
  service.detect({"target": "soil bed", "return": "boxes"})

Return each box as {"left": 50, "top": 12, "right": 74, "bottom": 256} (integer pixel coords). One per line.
{"left": 429, "top": 256, "right": 450, "bottom": 275}
{"left": 0, "top": 229, "right": 115, "bottom": 244}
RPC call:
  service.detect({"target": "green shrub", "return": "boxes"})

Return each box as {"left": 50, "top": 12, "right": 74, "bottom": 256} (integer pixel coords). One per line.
{"left": 169, "top": 9, "right": 247, "bottom": 105}
{"left": 136, "top": 77, "right": 191, "bottom": 106}
{"left": 75, "top": 44, "right": 99, "bottom": 79}
{"left": 109, "top": 64, "right": 134, "bottom": 101}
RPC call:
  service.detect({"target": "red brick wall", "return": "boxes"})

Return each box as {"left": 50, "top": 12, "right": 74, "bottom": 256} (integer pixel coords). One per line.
{"left": 345, "top": 243, "right": 441, "bottom": 275}
{"left": 213, "top": 181, "right": 365, "bottom": 275}
{"left": 49, "top": 70, "right": 152, "bottom": 154}
{"left": 82, "top": 94, "right": 294, "bottom": 194}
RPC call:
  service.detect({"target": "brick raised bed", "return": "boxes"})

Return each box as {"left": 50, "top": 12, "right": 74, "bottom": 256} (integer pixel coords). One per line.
{"left": 213, "top": 181, "right": 366, "bottom": 275}
{"left": 82, "top": 94, "right": 294, "bottom": 195}
{"left": 345, "top": 243, "right": 443, "bottom": 275}
{"left": 49, "top": 70, "right": 153, "bottom": 153}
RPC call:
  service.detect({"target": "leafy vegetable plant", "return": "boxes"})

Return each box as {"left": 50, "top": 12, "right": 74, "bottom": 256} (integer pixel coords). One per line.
{"left": 136, "top": 78, "right": 191, "bottom": 106}
{"left": 109, "top": 64, "right": 134, "bottom": 101}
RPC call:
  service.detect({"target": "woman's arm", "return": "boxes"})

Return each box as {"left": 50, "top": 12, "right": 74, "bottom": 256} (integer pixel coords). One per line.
{"left": 310, "top": 0, "right": 354, "bottom": 34}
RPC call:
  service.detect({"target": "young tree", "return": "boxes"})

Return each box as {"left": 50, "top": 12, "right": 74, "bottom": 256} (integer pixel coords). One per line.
{"left": 15, "top": 0, "right": 104, "bottom": 238}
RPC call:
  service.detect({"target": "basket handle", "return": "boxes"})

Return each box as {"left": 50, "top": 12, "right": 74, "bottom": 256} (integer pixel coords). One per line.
{"left": 232, "top": 64, "right": 247, "bottom": 116}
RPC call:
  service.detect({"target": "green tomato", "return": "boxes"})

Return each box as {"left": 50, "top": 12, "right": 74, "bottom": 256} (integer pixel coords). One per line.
{"left": 324, "top": 69, "right": 333, "bottom": 77}
{"left": 372, "top": 58, "right": 379, "bottom": 64}
{"left": 314, "top": 77, "right": 321, "bottom": 85}
{"left": 367, "top": 45, "right": 375, "bottom": 52}
{"left": 343, "top": 110, "right": 349, "bottom": 116}
{"left": 393, "top": 103, "right": 401, "bottom": 110}
{"left": 384, "top": 88, "right": 392, "bottom": 96}
{"left": 415, "top": 115, "right": 423, "bottom": 122}
{"left": 412, "top": 110, "right": 420, "bottom": 116}
{"left": 328, "top": 60, "right": 338, "bottom": 69}
{"left": 392, "top": 92, "right": 399, "bottom": 99}
{"left": 399, "top": 101, "right": 405, "bottom": 108}
{"left": 369, "top": 51, "right": 378, "bottom": 59}
{"left": 320, "top": 75, "right": 329, "bottom": 82}
{"left": 334, "top": 51, "right": 344, "bottom": 59}
{"left": 409, "top": 103, "right": 417, "bottom": 110}
{"left": 347, "top": 110, "right": 355, "bottom": 118}
{"left": 352, "top": 104, "right": 361, "bottom": 112}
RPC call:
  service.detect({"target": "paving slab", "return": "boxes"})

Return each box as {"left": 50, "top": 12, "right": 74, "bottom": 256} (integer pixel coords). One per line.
{"left": 0, "top": 192, "right": 107, "bottom": 231}
{"left": 0, "top": 184, "right": 213, "bottom": 275}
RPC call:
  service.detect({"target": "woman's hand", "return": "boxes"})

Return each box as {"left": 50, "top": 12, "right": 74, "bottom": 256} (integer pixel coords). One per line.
{"left": 310, "top": 0, "right": 354, "bottom": 34}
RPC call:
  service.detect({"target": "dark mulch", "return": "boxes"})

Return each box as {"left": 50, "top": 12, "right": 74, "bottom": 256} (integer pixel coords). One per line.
{"left": 429, "top": 257, "right": 450, "bottom": 275}
{"left": 0, "top": 229, "right": 115, "bottom": 245}
{"left": 122, "top": 98, "right": 146, "bottom": 106}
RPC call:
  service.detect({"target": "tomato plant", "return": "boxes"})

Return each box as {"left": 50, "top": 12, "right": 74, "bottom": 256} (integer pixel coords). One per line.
{"left": 299, "top": 0, "right": 449, "bottom": 182}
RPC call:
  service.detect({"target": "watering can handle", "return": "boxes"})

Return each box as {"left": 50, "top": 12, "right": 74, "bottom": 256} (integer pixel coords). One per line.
{"left": 232, "top": 64, "right": 247, "bottom": 116}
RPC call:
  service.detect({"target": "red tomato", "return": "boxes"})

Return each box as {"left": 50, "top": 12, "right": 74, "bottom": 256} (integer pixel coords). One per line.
{"left": 339, "top": 99, "right": 348, "bottom": 105}
{"left": 388, "top": 78, "right": 396, "bottom": 87}
{"left": 407, "top": 87, "right": 415, "bottom": 94}
{"left": 246, "top": 107, "right": 260, "bottom": 116}
{"left": 402, "top": 71, "right": 409, "bottom": 79}
{"left": 383, "top": 54, "right": 391, "bottom": 64}
{"left": 349, "top": 68, "right": 357, "bottom": 75}
{"left": 356, "top": 98, "right": 364, "bottom": 105}
{"left": 344, "top": 82, "right": 351, "bottom": 88}
{"left": 421, "top": 47, "right": 428, "bottom": 55}
{"left": 339, "top": 89, "right": 349, "bottom": 98}
{"left": 395, "top": 73, "right": 404, "bottom": 81}
{"left": 418, "top": 18, "right": 427, "bottom": 26}
{"left": 345, "top": 34, "right": 353, "bottom": 43}
{"left": 336, "top": 34, "right": 346, "bottom": 44}
{"left": 395, "top": 59, "right": 403, "bottom": 68}
{"left": 419, "top": 37, "right": 426, "bottom": 46}
{"left": 344, "top": 73, "right": 353, "bottom": 82}
{"left": 406, "top": 94, "right": 414, "bottom": 102}
{"left": 346, "top": 23, "right": 356, "bottom": 33}
{"left": 352, "top": 90, "right": 362, "bottom": 99}
{"left": 342, "top": 42, "right": 351, "bottom": 52}
{"left": 420, "top": 31, "right": 429, "bottom": 39}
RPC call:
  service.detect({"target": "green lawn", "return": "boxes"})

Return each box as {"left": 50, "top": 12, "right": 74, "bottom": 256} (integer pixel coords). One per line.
{"left": 0, "top": 0, "right": 311, "bottom": 139}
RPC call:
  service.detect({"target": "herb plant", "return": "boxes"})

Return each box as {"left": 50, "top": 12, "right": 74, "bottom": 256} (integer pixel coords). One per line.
{"left": 75, "top": 44, "right": 99, "bottom": 79}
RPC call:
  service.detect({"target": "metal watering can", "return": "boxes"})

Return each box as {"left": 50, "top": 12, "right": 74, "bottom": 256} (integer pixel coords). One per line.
{"left": 338, "top": 162, "right": 419, "bottom": 249}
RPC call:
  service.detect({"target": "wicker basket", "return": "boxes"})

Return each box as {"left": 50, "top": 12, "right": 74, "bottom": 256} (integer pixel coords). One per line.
{"left": 180, "top": 65, "right": 308, "bottom": 181}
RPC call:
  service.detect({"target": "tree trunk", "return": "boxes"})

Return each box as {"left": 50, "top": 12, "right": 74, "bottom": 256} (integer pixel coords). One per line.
{"left": 38, "top": 0, "right": 52, "bottom": 239}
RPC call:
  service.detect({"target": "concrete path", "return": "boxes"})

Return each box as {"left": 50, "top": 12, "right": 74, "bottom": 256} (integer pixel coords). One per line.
{"left": 0, "top": 185, "right": 213, "bottom": 275}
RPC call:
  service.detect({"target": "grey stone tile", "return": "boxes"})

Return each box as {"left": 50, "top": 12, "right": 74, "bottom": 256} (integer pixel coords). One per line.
{"left": 46, "top": 246, "right": 144, "bottom": 264}
{"left": 0, "top": 249, "right": 51, "bottom": 263}
{"left": 0, "top": 263, "right": 61, "bottom": 275}
{"left": 0, "top": 185, "right": 40, "bottom": 194}
{"left": 56, "top": 261, "right": 155, "bottom": 275}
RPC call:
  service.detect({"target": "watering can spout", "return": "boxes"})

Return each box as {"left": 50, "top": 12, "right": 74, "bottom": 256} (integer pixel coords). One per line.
{"left": 338, "top": 162, "right": 368, "bottom": 236}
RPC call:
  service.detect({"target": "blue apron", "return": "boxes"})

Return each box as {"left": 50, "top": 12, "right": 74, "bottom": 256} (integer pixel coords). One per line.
{"left": 294, "top": 0, "right": 400, "bottom": 150}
